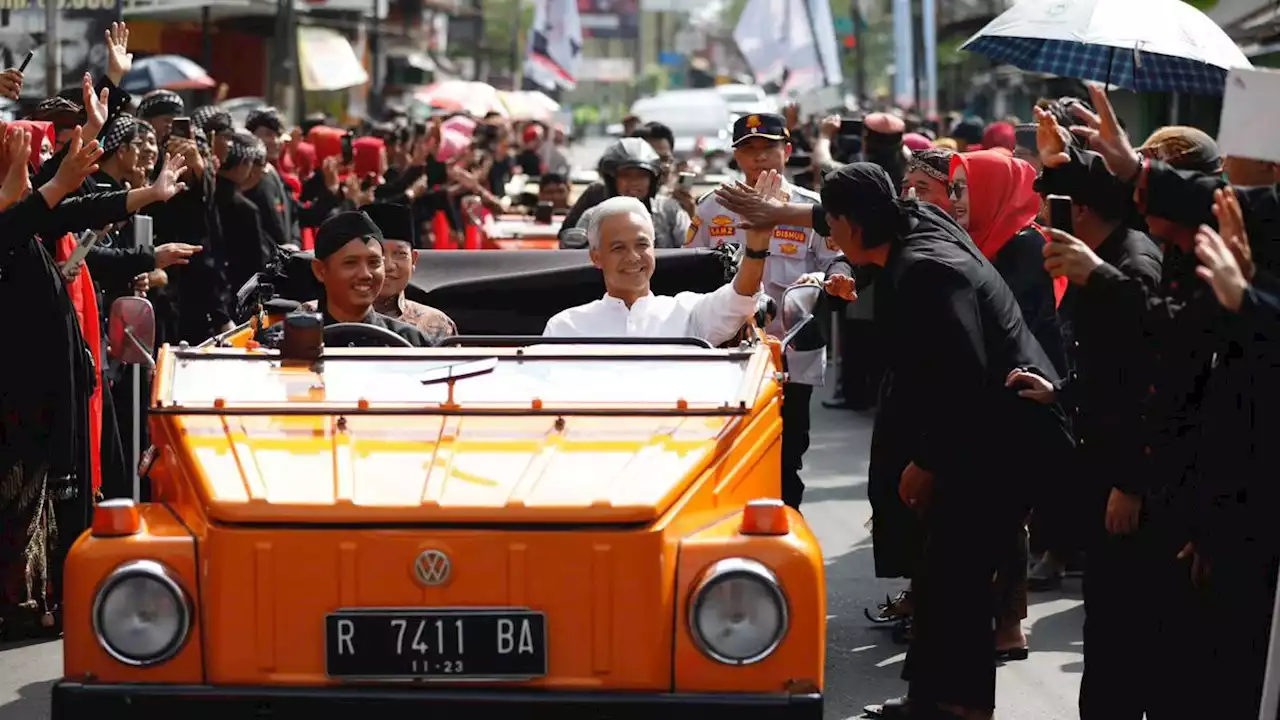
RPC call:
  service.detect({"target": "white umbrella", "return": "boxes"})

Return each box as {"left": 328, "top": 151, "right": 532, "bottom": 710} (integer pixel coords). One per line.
{"left": 961, "top": 0, "right": 1252, "bottom": 94}
{"left": 498, "top": 90, "right": 561, "bottom": 121}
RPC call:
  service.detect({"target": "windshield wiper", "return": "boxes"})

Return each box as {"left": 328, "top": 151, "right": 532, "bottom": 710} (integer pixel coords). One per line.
{"left": 420, "top": 357, "right": 499, "bottom": 386}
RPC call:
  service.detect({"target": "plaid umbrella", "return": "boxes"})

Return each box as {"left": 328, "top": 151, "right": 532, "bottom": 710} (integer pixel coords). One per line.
{"left": 121, "top": 55, "right": 216, "bottom": 94}
{"left": 961, "top": 0, "right": 1252, "bottom": 95}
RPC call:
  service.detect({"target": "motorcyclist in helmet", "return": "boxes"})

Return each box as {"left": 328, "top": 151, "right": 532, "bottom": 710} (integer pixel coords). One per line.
{"left": 559, "top": 137, "right": 691, "bottom": 249}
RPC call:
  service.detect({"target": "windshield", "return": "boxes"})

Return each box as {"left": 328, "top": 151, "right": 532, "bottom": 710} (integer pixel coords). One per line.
{"left": 164, "top": 350, "right": 752, "bottom": 411}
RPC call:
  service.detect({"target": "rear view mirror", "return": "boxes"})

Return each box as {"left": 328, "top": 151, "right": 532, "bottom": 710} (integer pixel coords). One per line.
{"left": 108, "top": 296, "right": 157, "bottom": 368}
{"left": 781, "top": 284, "right": 821, "bottom": 335}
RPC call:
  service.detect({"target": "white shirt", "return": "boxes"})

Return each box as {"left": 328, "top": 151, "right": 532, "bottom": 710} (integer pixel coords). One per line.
{"left": 543, "top": 283, "right": 758, "bottom": 347}
{"left": 687, "top": 180, "right": 841, "bottom": 386}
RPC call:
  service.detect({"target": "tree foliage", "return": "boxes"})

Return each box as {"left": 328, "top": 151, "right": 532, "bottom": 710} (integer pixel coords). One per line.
{"left": 483, "top": 0, "right": 537, "bottom": 72}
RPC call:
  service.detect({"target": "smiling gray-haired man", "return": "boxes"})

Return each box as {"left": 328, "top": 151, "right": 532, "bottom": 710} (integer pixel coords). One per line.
{"left": 543, "top": 194, "right": 770, "bottom": 346}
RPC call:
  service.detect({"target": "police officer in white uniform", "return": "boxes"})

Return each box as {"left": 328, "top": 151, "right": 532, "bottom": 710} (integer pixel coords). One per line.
{"left": 687, "top": 112, "right": 855, "bottom": 509}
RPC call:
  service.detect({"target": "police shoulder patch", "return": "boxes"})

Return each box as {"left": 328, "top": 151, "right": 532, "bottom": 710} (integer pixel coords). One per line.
{"left": 686, "top": 215, "right": 702, "bottom": 245}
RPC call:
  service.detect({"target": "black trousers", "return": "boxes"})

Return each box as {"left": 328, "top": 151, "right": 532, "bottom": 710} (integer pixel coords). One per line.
{"left": 781, "top": 383, "right": 812, "bottom": 510}
{"left": 1199, "top": 544, "right": 1279, "bottom": 720}
{"left": 1079, "top": 520, "right": 1207, "bottom": 720}
{"left": 904, "top": 492, "right": 1016, "bottom": 710}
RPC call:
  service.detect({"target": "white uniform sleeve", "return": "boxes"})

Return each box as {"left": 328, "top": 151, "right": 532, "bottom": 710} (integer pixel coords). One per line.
{"left": 685, "top": 195, "right": 714, "bottom": 248}
{"left": 680, "top": 283, "right": 759, "bottom": 347}
{"left": 794, "top": 187, "right": 844, "bottom": 275}
{"left": 673, "top": 205, "right": 692, "bottom": 244}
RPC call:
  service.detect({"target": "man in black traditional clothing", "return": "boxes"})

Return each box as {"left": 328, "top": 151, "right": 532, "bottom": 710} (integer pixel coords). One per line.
{"left": 1007, "top": 145, "right": 1165, "bottom": 719}
{"left": 719, "top": 162, "right": 1069, "bottom": 719}
{"left": 267, "top": 210, "right": 433, "bottom": 348}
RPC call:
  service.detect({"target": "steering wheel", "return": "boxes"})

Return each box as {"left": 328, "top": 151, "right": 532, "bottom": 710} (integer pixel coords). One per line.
{"left": 323, "top": 323, "right": 414, "bottom": 348}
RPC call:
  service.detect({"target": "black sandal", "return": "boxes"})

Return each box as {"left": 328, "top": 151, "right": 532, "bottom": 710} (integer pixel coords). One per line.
{"left": 995, "top": 645, "right": 1030, "bottom": 661}
{"left": 865, "top": 590, "right": 913, "bottom": 624}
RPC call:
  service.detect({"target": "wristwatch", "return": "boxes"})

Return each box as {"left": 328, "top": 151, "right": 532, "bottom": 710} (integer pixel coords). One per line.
{"left": 745, "top": 247, "right": 770, "bottom": 260}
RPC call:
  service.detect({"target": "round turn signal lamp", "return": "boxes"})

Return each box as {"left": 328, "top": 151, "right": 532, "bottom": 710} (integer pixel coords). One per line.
{"left": 740, "top": 498, "right": 790, "bottom": 536}
{"left": 92, "top": 498, "right": 142, "bottom": 538}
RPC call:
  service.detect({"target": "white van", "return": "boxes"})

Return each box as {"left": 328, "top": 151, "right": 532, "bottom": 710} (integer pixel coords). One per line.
{"left": 629, "top": 89, "right": 734, "bottom": 159}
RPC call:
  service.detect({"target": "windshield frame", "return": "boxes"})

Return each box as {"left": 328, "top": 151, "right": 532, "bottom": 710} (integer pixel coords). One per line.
{"left": 153, "top": 345, "right": 767, "bottom": 417}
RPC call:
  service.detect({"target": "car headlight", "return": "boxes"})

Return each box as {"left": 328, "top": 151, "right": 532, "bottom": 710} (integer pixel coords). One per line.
{"left": 688, "top": 557, "right": 788, "bottom": 665}
{"left": 93, "top": 560, "right": 191, "bottom": 666}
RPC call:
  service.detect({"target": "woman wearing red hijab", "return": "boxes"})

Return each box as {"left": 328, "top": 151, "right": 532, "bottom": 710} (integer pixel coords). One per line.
{"left": 947, "top": 148, "right": 1067, "bottom": 664}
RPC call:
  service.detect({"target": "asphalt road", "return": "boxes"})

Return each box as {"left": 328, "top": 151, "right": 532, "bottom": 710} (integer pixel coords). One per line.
{"left": 0, "top": 389, "right": 1085, "bottom": 720}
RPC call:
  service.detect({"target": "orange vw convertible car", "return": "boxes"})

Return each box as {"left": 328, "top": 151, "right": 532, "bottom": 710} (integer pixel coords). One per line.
{"left": 52, "top": 250, "right": 827, "bottom": 719}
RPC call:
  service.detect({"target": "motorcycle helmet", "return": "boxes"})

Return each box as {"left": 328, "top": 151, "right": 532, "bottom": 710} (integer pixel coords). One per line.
{"left": 598, "top": 137, "right": 662, "bottom": 202}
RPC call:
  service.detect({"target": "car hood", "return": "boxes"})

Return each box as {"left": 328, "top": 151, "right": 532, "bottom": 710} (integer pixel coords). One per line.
{"left": 175, "top": 413, "right": 737, "bottom": 525}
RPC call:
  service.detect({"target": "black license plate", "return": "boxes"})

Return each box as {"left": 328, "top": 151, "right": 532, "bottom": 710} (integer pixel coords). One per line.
{"left": 325, "top": 609, "right": 547, "bottom": 679}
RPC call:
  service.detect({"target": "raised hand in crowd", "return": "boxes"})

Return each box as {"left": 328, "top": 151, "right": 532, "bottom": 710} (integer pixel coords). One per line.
{"left": 1212, "top": 186, "right": 1253, "bottom": 280}
{"left": 81, "top": 73, "right": 111, "bottom": 142}
{"left": 343, "top": 174, "right": 376, "bottom": 208}
{"left": 0, "top": 66, "right": 22, "bottom": 101}
{"left": 166, "top": 135, "right": 204, "bottom": 179}
{"left": 713, "top": 174, "right": 788, "bottom": 230}
{"left": 1043, "top": 227, "right": 1104, "bottom": 285}
{"left": 403, "top": 173, "right": 430, "bottom": 203}
{"left": 1195, "top": 224, "right": 1248, "bottom": 313}
{"left": 40, "top": 127, "right": 103, "bottom": 207}
{"left": 105, "top": 21, "right": 133, "bottom": 86}
{"left": 1070, "top": 85, "right": 1142, "bottom": 182}
{"left": 1033, "top": 105, "right": 1071, "bottom": 169}
{"left": 147, "top": 151, "right": 189, "bottom": 204}
{"left": 0, "top": 127, "right": 32, "bottom": 210}
{"left": 819, "top": 114, "right": 841, "bottom": 141}
{"left": 321, "top": 154, "right": 342, "bottom": 195}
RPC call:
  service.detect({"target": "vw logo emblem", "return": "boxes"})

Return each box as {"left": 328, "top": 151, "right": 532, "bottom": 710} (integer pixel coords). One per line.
{"left": 414, "top": 550, "right": 452, "bottom": 586}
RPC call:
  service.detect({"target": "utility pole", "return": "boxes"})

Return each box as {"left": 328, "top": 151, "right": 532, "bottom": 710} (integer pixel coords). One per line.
{"left": 511, "top": 15, "right": 521, "bottom": 89}
{"left": 370, "top": 0, "right": 381, "bottom": 114}
{"left": 851, "top": 0, "right": 864, "bottom": 101}
{"left": 44, "top": 0, "right": 60, "bottom": 97}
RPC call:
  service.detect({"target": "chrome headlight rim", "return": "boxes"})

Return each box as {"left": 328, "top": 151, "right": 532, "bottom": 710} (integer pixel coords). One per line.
{"left": 687, "top": 557, "right": 789, "bottom": 666}
{"left": 92, "top": 559, "right": 192, "bottom": 667}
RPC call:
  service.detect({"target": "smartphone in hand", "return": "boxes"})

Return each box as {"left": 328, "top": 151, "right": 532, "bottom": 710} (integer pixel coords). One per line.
{"left": 1047, "top": 195, "right": 1074, "bottom": 236}
{"left": 341, "top": 133, "right": 355, "bottom": 164}
{"left": 171, "top": 117, "right": 192, "bottom": 139}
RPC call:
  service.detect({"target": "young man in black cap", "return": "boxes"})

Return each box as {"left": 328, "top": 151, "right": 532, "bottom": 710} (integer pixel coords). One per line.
{"left": 359, "top": 203, "right": 457, "bottom": 345}
{"left": 293, "top": 210, "right": 433, "bottom": 347}
{"left": 687, "top": 111, "right": 855, "bottom": 510}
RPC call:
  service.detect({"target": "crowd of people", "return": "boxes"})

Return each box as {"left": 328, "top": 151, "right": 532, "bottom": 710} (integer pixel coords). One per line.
{"left": 2, "top": 20, "right": 1278, "bottom": 720}
{"left": 699, "top": 92, "right": 1277, "bottom": 718}
{"left": 0, "top": 21, "right": 580, "bottom": 642}
{"left": 580, "top": 93, "right": 1280, "bottom": 718}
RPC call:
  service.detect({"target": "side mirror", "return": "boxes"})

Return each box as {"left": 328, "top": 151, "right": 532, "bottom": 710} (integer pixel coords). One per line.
{"left": 781, "top": 283, "right": 821, "bottom": 334}
{"left": 108, "top": 296, "right": 157, "bottom": 368}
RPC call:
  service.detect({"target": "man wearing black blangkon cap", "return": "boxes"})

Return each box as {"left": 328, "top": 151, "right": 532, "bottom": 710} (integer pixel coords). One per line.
{"left": 359, "top": 203, "right": 457, "bottom": 345}
{"left": 282, "top": 210, "right": 432, "bottom": 347}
